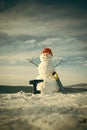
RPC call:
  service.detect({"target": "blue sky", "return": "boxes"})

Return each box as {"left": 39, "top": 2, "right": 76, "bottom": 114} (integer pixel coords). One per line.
{"left": 0, "top": 0, "right": 87, "bottom": 85}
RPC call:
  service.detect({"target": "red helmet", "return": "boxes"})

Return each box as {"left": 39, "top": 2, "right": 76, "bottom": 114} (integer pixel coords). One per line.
{"left": 41, "top": 48, "right": 53, "bottom": 56}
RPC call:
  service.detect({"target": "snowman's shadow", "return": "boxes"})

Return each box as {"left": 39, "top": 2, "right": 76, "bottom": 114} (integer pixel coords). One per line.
{"left": 63, "top": 83, "right": 87, "bottom": 94}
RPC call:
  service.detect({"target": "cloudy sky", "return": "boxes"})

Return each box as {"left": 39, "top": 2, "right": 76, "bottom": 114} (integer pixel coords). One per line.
{"left": 0, "top": 0, "right": 87, "bottom": 86}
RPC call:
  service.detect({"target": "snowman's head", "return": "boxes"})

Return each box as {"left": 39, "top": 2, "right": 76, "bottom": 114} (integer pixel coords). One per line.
{"left": 40, "top": 48, "right": 53, "bottom": 62}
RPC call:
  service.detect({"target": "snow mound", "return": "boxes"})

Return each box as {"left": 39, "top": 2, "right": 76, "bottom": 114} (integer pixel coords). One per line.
{"left": 0, "top": 85, "right": 87, "bottom": 130}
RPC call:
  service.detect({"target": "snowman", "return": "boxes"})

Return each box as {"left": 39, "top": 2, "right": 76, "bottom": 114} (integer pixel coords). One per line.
{"left": 36, "top": 48, "right": 59, "bottom": 94}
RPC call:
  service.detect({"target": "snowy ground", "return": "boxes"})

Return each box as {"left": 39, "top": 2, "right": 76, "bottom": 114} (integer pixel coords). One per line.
{"left": 0, "top": 84, "right": 87, "bottom": 130}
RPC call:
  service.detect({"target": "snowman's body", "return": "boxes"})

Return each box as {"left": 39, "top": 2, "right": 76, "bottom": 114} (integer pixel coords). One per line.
{"left": 36, "top": 48, "right": 59, "bottom": 94}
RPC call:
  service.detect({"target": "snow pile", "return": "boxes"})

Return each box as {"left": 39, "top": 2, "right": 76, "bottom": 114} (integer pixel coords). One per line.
{"left": 0, "top": 86, "right": 87, "bottom": 130}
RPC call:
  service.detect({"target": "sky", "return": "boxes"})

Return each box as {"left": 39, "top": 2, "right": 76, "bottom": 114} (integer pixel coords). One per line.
{"left": 0, "top": 0, "right": 87, "bottom": 86}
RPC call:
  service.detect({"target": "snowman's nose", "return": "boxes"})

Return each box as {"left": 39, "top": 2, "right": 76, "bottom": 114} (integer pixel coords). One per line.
{"left": 46, "top": 53, "right": 48, "bottom": 57}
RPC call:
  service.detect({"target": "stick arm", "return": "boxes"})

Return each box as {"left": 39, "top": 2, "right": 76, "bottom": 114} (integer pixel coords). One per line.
{"left": 27, "top": 58, "right": 38, "bottom": 67}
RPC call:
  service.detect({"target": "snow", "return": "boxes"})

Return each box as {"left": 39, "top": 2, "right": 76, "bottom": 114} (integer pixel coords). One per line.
{"left": 0, "top": 85, "right": 87, "bottom": 130}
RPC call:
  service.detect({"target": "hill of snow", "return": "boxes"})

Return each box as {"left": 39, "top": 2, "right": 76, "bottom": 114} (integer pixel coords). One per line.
{"left": 0, "top": 84, "right": 87, "bottom": 130}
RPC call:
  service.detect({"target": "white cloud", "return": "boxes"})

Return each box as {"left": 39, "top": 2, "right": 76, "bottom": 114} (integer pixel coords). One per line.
{"left": 83, "top": 60, "right": 87, "bottom": 67}
{"left": 0, "top": 49, "right": 41, "bottom": 66}
{"left": 25, "top": 39, "right": 36, "bottom": 44}
{"left": 39, "top": 37, "right": 61, "bottom": 46}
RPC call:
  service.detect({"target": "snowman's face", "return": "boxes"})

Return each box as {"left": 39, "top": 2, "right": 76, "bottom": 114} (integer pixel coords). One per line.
{"left": 40, "top": 53, "right": 53, "bottom": 62}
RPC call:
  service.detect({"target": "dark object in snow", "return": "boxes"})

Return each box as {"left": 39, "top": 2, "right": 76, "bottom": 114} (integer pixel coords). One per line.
{"left": 29, "top": 79, "right": 43, "bottom": 94}
{"left": 78, "top": 118, "right": 87, "bottom": 124}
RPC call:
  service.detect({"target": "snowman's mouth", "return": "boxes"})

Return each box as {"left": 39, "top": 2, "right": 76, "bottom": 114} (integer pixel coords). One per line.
{"left": 43, "top": 57, "right": 49, "bottom": 60}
